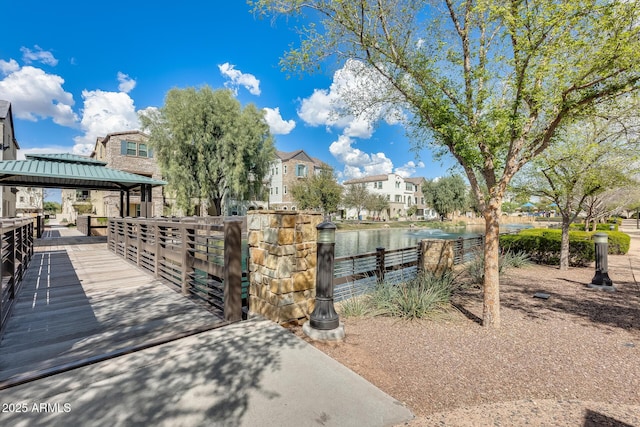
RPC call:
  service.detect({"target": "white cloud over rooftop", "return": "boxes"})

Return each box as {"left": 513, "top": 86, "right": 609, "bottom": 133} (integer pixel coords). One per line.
{"left": 218, "top": 63, "right": 261, "bottom": 96}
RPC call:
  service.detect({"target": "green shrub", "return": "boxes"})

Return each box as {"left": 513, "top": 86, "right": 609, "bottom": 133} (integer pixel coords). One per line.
{"left": 369, "top": 271, "right": 460, "bottom": 320}
{"left": 570, "top": 223, "right": 618, "bottom": 232}
{"left": 500, "top": 228, "right": 629, "bottom": 266}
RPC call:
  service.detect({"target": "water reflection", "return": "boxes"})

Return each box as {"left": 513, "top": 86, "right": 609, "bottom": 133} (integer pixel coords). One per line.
{"left": 334, "top": 223, "right": 530, "bottom": 257}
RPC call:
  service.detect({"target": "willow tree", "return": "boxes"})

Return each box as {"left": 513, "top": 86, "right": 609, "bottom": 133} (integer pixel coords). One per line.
{"left": 252, "top": 0, "right": 640, "bottom": 327}
{"left": 140, "top": 87, "right": 275, "bottom": 215}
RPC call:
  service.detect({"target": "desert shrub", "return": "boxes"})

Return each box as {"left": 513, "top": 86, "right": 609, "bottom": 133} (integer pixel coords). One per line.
{"left": 369, "top": 271, "right": 460, "bottom": 320}
{"left": 337, "top": 294, "right": 373, "bottom": 318}
{"left": 465, "top": 248, "right": 532, "bottom": 284}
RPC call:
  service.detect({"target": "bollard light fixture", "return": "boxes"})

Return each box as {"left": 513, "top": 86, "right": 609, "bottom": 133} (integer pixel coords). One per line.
{"left": 593, "top": 233, "right": 608, "bottom": 245}
{"left": 316, "top": 221, "right": 336, "bottom": 244}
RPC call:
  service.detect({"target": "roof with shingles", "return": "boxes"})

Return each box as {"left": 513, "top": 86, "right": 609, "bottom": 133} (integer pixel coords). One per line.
{"left": 0, "top": 154, "right": 166, "bottom": 190}
{"left": 343, "top": 174, "right": 390, "bottom": 185}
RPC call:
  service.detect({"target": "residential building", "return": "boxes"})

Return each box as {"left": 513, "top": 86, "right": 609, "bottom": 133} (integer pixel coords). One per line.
{"left": 0, "top": 100, "right": 19, "bottom": 217}
{"left": 16, "top": 187, "right": 44, "bottom": 217}
{"left": 342, "top": 173, "right": 438, "bottom": 220}
{"left": 91, "top": 131, "right": 165, "bottom": 217}
{"left": 267, "top": 150, "right": 326, "bottom": 210}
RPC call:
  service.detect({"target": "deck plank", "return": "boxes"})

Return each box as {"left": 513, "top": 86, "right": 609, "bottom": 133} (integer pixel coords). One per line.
{"left": 0, "top": 229, "right": 224, "bottom": 381}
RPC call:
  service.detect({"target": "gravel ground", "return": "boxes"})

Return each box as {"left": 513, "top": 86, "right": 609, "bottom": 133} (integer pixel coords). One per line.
{"left": 290, "top": 224, "right": 640, "bottom": 426}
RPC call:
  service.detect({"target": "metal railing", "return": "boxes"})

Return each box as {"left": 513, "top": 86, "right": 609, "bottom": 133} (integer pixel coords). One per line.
{"left": 108, "top": 217, "right": 247, "bottom": 322}
{"left": 333, "top": 235, "right": 486, "bottom": 302}
{"left": 1, "top": 218, "right": 35, "bottom": 336}
{"left": 334, "top": 245, "right": 420, "bottom": 301}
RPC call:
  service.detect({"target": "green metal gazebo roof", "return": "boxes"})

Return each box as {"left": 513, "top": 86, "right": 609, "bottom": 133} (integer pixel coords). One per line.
{"left": 0, "top": 154, "right": 166, "bottom": 190}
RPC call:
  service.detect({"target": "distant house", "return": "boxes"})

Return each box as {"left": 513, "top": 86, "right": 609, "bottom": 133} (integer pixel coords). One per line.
{"left": 267, "top": 150, "right": 326, "bottom": 211}
{"left": 342, "top": 173, "right": 437, "bottom": 220}
{"left": 0, "top": 100, "right": 19, "bottom": 217}
{"left": 15, "top": 187, "right": 44, "bottom": 217}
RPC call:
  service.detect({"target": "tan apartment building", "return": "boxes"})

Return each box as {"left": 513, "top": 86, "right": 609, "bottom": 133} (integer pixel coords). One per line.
{"left": 0, "top": 100, "right": 19, "bottom": 217}
{"left": 62, "top": 131, "right": 164, "bottom": 220}
{"left": 267, "top": 150, "right": 326, "bottom": 210}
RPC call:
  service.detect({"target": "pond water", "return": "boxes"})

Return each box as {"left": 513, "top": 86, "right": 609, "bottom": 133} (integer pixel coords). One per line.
{"left": 334, "top": 223, "right": 531, "bottom": 257}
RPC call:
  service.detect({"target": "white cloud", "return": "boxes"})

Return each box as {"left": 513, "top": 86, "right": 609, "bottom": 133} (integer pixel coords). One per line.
{"left": 218, "top": 63, "right": 261, "bottom": 96}
{"left": 117, "top": 72, "right": 136, "bottom": 93}
{"left": 263, "top": 107, "right": 295, "bottom": 135}
{"left": 0, "top": 64, "right": 77, "bottom": 126}
{"left": 297, "top": 59, "right": 404, "bottom": 138}
{"left": 329, "top": 135, "right": 393, "bottom": 180}
{"left": 394, "top": 161, "right": 425, "bottom": 178}
{"left": 0, "top": 59, "right": 19, "bottom": 74}
{"left": 73, "top": 89, "right": 140, "bottom": 155}
{"left": 20, "top": 46, "right": 58, "bottom": 66}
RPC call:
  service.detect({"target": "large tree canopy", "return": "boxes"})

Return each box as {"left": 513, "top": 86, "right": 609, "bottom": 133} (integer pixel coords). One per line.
{"left": 423, "top": 174, "right": 469, "bottom": 219}
{"left": 290, "top": 166, "right": 343, "bottom": 214}
{"left": 252, "top": 0, "right": 640, "bottom": 327}
{"left": 140, "top": 87, "right": 275, "bottom": 215}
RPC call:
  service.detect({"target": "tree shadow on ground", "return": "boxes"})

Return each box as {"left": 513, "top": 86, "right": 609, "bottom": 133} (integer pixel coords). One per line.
{"left": 1, "top": 319, "right": 304, "bottom": 426}
{"left": 583, "top": 409, "right": 636, "bottom": 427}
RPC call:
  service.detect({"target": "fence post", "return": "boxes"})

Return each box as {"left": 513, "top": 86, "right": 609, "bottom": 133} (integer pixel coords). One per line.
{"left": 224, "top": 219, "right": 242, "bottom": 322}
{"left": 154, "top": 223, "right": 162, "bottom": 279}
{"left": 136, "top": 221, "right": 143, "bottom": 267}
{"left": 87, "top": 215, "right": 92, "bottom": 237}
{"left": 181, "top": 221, "right": 195, "bottom": 296}
{"left": 376, "top": 247, "right": 386, "bottom": 283}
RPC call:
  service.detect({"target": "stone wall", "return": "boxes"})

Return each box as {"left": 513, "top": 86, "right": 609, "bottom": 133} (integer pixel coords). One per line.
{"left": 248, "top": 211, "right": 323, "bottom": 325}
{"left": 419, "top": 239, "right": 455, "bottom": 275}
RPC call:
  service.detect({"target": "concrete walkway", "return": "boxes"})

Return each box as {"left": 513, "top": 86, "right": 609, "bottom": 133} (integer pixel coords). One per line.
{"left": 0, "top": 226, "right": 413, "bottom": 427}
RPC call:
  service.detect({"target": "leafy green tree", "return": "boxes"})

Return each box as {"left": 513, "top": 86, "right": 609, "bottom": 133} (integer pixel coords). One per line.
{"left": 422, "top": 175, "right": 469, "bottom": 220}
{"left": 289, "top": 166, "right": 343, "bottom": 215}
{"left": 365, "top": 193, "right": 390, "bottom": 220}
{"left": 513, "top": 117, "right": 638, "bottom": 269}
{"left": 43, "top": 201, "right": 61, "bottom": 213}
{"left": 342, "top": 183, "right": 370, "bottom": 220}
{"left": 140, "top": 87, "right": 275, "bottom": 215}
{"left": 252, "top": 0, "right": 640, "bottom": 327}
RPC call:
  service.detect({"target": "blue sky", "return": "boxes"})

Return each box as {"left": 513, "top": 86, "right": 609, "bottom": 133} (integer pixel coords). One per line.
{"left": 1, "top": 1, "right": 458, "bottom": 202}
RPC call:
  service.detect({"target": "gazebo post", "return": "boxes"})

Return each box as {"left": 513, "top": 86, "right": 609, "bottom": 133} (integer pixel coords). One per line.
{"left": 120, "top": 191, "right": 125, "bottom": 217}
{"left": 126, "top": 190, "right": 130, "bottom": 217}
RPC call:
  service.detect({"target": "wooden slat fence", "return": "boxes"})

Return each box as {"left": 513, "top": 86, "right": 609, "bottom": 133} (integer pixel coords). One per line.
{"left": 452, "top": 235, "right": 484, "bottom": 264}
{"left": 108, "top": 217, "right": 248, "bottom": 322}
{"left": 0, "top": 218, "right": 34, "bottom": 337}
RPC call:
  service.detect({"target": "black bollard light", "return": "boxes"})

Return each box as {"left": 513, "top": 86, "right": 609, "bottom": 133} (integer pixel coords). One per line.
{"left": 309, "top": 221, "right": 340, "bottom": 330}
{"left": 589, "top": 232, "right": 615, "bottom": 291}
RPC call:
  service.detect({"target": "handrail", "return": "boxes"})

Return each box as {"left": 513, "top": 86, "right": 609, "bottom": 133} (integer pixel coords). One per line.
{"left": 107, "top": 217, "right": 246, "bottom": 323}
{"left": 0, "top": 218, "right": 35, "bottom": 338}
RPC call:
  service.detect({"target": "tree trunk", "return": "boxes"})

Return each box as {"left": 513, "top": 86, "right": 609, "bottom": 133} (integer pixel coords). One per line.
{"left": 482, "top": 205, "right": 501, "bottom": 328}
{"left": 212, "top": 198, "right": 222, "bottom": 216}
{"left": 559, "top": 217, "right": 571, "bottom": 271}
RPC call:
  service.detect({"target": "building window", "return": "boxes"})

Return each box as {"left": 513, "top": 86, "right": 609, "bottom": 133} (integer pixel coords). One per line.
{"left": 284, "top": 165, "right": 287, "bottom": 174}
{"left": 395, "top": 195, "right": 402, "bottom": 202}
{"left": 395, "top": 182, "right": 400, "bottom": 189}
{"left": 19, "top": 196, "right": 24, "bottom": 203}
{"left": 406, "top": 183, "right": 413, "bottom": 191}
{"left": 76, "top": 190, "right": 90, "bottom": 201}
{"left": 284, "top": 185, "right": 287, "bottom": 194}
{"left": 276, "top": 168, "right": 279, "bottom": 175}
{"left": 121, "top": 140, "right": 153, "bottom": 158}
{"left": 296, "top": 164, "right": 307, "bottom": 177}
{"left": 421, "top": 197, "right": 425, "bottom": 205}
{"left": 375, "top": 181, "right": 383, "bottom": 189}
{"left": 275, "top": 187, "right": 279, "bottom": 195}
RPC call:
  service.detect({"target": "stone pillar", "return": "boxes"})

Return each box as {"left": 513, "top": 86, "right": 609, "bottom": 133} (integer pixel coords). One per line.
{"left": 248, "top": 211, "right": 323, "bottom": 325}
{"left": 419, "top": 239, "right": 454, "bottom": 275}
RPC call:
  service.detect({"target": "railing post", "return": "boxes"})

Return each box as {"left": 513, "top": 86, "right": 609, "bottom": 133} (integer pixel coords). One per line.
{"left": 181, "top": 222, "right": 195, "bottom": 296}
{"left": 224, "top": 219, "right": 242, "bottom": 322}
{"left": 87, "top": 215, "right": 92, "bottom": 237}
{"left": 136, "top": 221, "right": 143, "bottom": 266}
{"left": 155, "top": 223, "right": 162, "bottom": 278}
{"left": 376, "top": 247, "right": 386, "bottom": 283}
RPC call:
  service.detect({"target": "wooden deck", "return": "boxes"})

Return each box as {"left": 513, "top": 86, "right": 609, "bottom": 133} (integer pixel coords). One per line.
{"left": 0, "top": 227, "right": 225, "bottom": 383}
